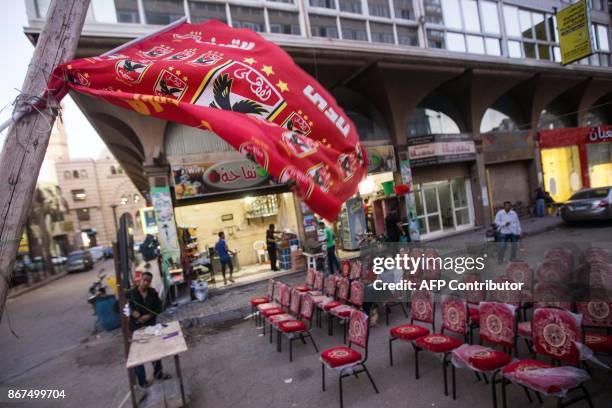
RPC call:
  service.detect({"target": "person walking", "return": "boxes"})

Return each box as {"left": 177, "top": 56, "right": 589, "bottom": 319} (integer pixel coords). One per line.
{"left": 495, "top": 201, "right": 522, "bottom": 263}
{"left": 320, "top": 221, "right": 340, "bottom": 275}
{"left": 215, "top": 231, "right": 234, "bottom": 284}
{"left": 266, "top": 224, "right": 279, "bottom": 271}
{"left": 127, "top": 272, "right": 170, "bottom": 387}
{"left": 534, "top": 187, "right": 546, "bottom": 217}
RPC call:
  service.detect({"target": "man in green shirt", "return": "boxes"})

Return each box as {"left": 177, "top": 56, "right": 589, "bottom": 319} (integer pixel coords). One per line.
{"left": 320, "top": 221, "right": 340, "bottom": 275}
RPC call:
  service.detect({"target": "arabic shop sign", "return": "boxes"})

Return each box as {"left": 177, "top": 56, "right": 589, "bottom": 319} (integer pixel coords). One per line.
{"left": 173, "top": 159, "right": 272, "bottom": 199}
{"left": 557, "top": 0, "right": 593, "bottom": 65}
{"left": 407, "top": 134, "right": 476, "bottom": 167}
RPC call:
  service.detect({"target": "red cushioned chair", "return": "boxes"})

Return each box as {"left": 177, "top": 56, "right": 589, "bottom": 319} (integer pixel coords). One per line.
{"left": 262, "top": 283, "right": 291, "bottom": 341}
{"left": 349, "top": 259, "right": 362, "bottom": 280}
{"left": 314, "top": 275, "right": 338, "bottom": 328}
{"left": 325, "top": 277, "right": 350, "bottom": 336}
{"left": 576, "top": 294, "right": 612, "bottom": 355}
{"left": 463, "top": 273, "right": 485, "bottom": 344}
{"left": 330, "top": 280, "right": 364, "bottom": 343}
{"left": 275, "top": 294, "right": 319, "bottom": 361}
{"left": 413, "top": 295, "right": 468, "bottom": 397}
{"left": 257, "top": 281, "right": 283, "bottom": 331}
{"left": 250, "top": 279, "right": 275, "bottom": 326}
{"left": 295, "top": 268, "right": 316, "bottom": 292}
{"left": 389, "top": 290, "right": 435, "bottom": 366}
{"left": 500, "top": 307, "right": 593, "bottom": 408}
{"left": 506, "top": 261, "right": 534, "bottom": 321}
{"left": 309, "top": 270, "right": 325, "bottom": 296}
{"left": 451, "top": 302, "right": 517, "bottom": 405}
{"left": 268, "top": 287, "right": 303, "bottom": 345}
{"left": 320, "top": 310, "right": 379, "bottom": 408}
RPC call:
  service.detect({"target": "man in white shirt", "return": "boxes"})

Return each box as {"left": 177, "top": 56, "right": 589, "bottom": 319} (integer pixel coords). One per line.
{"left": 495, "top": 201, "right": 522, "bottom": 263}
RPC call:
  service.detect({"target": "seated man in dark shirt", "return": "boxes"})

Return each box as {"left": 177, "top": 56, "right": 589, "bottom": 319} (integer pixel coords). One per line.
{"left": 127, "top": 271, "right": 170, "bottom": 386}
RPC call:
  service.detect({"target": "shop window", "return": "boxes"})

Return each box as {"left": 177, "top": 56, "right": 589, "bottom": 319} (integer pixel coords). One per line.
{"left": 340, "top": 18, "right": 368, "bottom": 41}
{"left": 406, "top": 108, "right": 461, "bottom": 137}
{"left": 394, "top": 0, "right": 415, "bottom": 20}
{"left": 367, "top": 0, "right": 390, "bottom": 18}
{"left": 397, "top": 26, "right": 418, "bottom": 46}
{"left": 310, "top": 14, "right": 339, "bottom": 38}
{"left": 142, "top": 0, "right": 184, "bottom": 25}
{"left": 115, "top": 0, "right": 141, "bottom": 23}
{"left": 541, "top": 146, "right": 583, "bottom": 202}
{"left": 414, "top": 178, "right": 472, "bottom": 236}
{"left": 371, "top": 23, "right": 395, "bottom": 44}
{"left": 189, "top": 1, "right": 227, "bottom": 23}
{"left": 230, "top": 6, "right": 265, "bottom": 32}
{"left": 72, "top": 189, "right": 87, "bottom": 202}
{"left": 268, "top": 10, "right": 301, "bottom": 35}
{"left": 76, "top": 208, "right": 90, "bottom": 222}
{"left": 587, "top": 143, "right": 612, "bottom": 188}
{"left": 339, "top": 0, "right": 362, "bottom": 14}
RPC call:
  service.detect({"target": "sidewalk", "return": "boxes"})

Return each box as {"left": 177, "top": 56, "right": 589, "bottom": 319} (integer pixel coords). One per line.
{"left": 8, "top": 270, "right": 69, "bottom": 299}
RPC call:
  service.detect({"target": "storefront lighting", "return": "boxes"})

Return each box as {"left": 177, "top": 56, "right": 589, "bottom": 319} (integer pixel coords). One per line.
{"left": 358, "top": 177, "right": 375, "bottom": 195}
{"left": 244, "top": 196, "right": 255, "bottom": 204}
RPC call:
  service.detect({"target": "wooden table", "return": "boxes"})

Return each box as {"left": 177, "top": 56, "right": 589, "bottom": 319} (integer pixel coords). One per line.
{"left": 126, "top": 321, "right": 188, "bottom": 407}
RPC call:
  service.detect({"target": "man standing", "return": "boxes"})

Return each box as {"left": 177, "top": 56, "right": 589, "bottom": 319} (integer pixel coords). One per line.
{"left": 534, "top": 187, "right": 546, "bottom": 217}
{"left": 266, "top": 224, "right": 279, "bottom": 271}
{"left": 215, "top": 231, "right": 234, "bottom": 284}
{"left": 127, "top": 272, "right": 169, "bottom": 387}
{"left": 495, "top": 201, "right": 522, "bottom": 263}
{"left": 385, "top": 208, "right": 405, "bottom": 242}
{"left": 320, "top": 221, "right": 340, "bottom": 275}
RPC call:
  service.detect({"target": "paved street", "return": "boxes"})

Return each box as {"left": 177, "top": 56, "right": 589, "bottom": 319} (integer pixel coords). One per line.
{"left": 1, "top": 222, "right": 611, "bottom": 408}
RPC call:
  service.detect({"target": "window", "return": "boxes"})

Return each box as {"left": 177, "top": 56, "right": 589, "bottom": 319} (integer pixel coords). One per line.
{"left": 446, "top": 32, "right": 466, "bottom": 52}
{"left": 397, "top": 26, "right": 418, "bottom": 46}
{"left": 72, "top": 170, "right": 80, "bottom": 179}
{"left": 370, "top": 23, "right": 395, "bottom": 44}
{"left": 115, "top": 0, "right": 140, "bottom": 23}
{"left": 76, "top": 208, "right": 90, "bottom": 222}
{"left": 310, "top": 15, "right": 339, "bottom": 38}
{"left": 406, "top": 107, "right": 461, "bottom": 137}
{"left": 503, "top": 6, "right": 557, "bottom": 61}
{"left": 367, "top": 0, "right": 390, "bottom": 18}
{"left": 423, "top": 0, "right": 444, "bottom": 24}
{"left": 480, "top": 108, "right": 519, "bottom": 133}
{"left": 230, "top": 6, "right": 265, "bottom": 32}
{"left": 110, "top": 166, "right": 117, "bottom": 175}
{"left": 117, "top": 166, "right": 124, "bottom": 174}
{"left": 427, "top": 29, "right": 445, "bottom": 48}
{"left": 72, "top": 189, "right": 87, "bottom": 202}
{"left": 339, "top": 0, "right": 362, "bottom": 14}
{"left": 591, "top": 24, "right": 611, "bottom": 67}
{"left": 480, "top": 1, "right": 499, "bottom": 35}
{"left": 64, "top": 170, "right": 72, "bottom": 180}
{"left": 310, "top": 0, "right": 336, "bottom": 9}
{"left": 189, "top": 1, "right": 227, "bottom": 23}
{"left": 268, "top": 10, "right": 301, "bottom": 35}
{"left": 80, "top": 169, "right": 88, "bottom": 179}
{"left": 441, "top": 0, "right": 462, "bottom": 30}
{"left": 341, "top": 19, "right": 368, "bottom": 41}
{"left": 394, "top": 0, "right": 415, "bottom": 20}
{"left": 142, "top": 0, "right": 184, "bottom": 25}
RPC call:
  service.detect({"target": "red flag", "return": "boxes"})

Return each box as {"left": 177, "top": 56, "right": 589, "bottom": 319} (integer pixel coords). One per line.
{"left": 48, "top": 20, "right": 366, "bottom": 220}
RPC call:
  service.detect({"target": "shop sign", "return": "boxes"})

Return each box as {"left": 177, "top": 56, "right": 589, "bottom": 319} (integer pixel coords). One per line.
{"left": 366, "top": 145, "right": 396, "bottom": 174}
{"left": 139, "top": 207, "right": 158, "bottom": 235}
{"left": 539, "top": 125, "right": 612, "bottom": 149}
{"left": 483, "top": 131, "right": 535, "bottom": 163}
{"left": 172, "top": 159, "right": 271, "bottom": 200}
{"left": 407, "top": 134, "right": 476, "bottom": 167}
{"left": 150, "top": 186, "right": 181, "bottom": 287}
{"left": 556, "top": 0, "right": 593, "bottom": 65}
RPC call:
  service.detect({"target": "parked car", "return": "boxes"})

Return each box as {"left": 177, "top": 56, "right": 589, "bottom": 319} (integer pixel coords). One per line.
{"left": 88, "top": 246, "right": 105, "bottom": 262}
{"left": 103, "top": 247, "right": 114, "bottom": 259}
{"left": 10, "top": 258, "right": 28, "bottom": 287}
{"left": 67, "top": 251, "right": 94, "bottom": 272}
{"left": 560, "top": 186, "right": 612, "bottom": 223}
{"left": 51, "top": 256, "right": 67, "bottom": 265}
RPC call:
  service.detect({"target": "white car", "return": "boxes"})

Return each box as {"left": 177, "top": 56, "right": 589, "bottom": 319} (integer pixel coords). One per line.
{"left": 88, "top": 246, "right": 105, "bottom": 262}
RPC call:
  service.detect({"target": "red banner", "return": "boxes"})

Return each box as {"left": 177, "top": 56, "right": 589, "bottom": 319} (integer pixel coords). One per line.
{"left": 538, "top": 125, "right": 612, "bottom": 148}
{"left": 48, "top": 20, "right": 366, "bottom": 220}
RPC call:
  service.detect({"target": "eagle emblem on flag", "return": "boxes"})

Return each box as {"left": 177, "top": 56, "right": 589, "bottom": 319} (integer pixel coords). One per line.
{"left": 154, "top": 69, "right": 188, "bottom": 100}
{"left": 115, "top": 59, "right": 152, "bottom": 84}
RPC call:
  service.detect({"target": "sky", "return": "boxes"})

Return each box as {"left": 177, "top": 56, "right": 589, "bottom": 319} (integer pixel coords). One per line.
{"left": 0, "top": 2, "right": 106, "bottom": 165}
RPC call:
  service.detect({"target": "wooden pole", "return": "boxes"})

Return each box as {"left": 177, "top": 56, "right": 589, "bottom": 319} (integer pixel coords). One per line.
{"left": 0, "top": 0, "right": 91, "bottom": 322}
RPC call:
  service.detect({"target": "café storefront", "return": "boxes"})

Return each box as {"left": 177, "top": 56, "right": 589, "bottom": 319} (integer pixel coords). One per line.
{"left": 407, "top": 134, "right": 477, "bottom": 240}
{"left": 539, "top": 126, "right": 612, "bottom": 202}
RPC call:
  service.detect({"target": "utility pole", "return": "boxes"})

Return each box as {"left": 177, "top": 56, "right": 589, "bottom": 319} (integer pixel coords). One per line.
{"left": 0, "top": 0, "right": 91, "bottom": 322}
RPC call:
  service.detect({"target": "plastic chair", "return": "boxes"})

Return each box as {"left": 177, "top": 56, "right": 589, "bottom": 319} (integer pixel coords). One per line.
{"left": 253, "top": 240, "right": 268, "bottom": 263}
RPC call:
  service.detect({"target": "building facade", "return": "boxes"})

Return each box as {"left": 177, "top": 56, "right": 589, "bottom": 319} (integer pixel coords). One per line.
{"left": 55, "top": 154, "right": 146, "bottom": 248}
{"left": 24, "top": 0, "right": 612, "bottom": 241}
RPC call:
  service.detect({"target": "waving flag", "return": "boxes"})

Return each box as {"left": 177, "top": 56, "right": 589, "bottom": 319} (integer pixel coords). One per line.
{"left": 48, "top": 20, "right": 366, "bottom": 220}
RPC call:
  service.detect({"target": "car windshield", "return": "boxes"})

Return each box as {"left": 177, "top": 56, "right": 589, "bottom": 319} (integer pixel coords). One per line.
{"left": 68, "top": 252, "right": 84, "bottom": 260}
{"left": 570, "top": 188, "right": 610, "bottom": 200}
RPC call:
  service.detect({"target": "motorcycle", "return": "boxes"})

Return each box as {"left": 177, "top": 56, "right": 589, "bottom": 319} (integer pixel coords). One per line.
{"left": 87, "top": 269, "right": 107, "bottom": 314}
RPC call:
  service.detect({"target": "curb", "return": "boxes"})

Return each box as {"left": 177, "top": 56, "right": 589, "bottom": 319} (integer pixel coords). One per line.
{"left": 8, "top": 271, "right": 69, "bottom": 299}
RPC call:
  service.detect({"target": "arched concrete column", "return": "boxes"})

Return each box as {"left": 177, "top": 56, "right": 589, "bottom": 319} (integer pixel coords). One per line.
{"left": 576, "top": 78, "right": 612, "bottom": 125}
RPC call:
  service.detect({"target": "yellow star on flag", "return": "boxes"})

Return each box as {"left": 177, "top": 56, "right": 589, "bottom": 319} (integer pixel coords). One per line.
{"left": 243, "top": 57, "right": 256, "bottom": 65}
{"left": 261, "top": 65, "right": 274, "bottom": 76}
{"left": 276, "top": 80, "right": 289, "bottom": 92}
{"left": 175, "top": 69, "right": 181, "bottom": 75}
